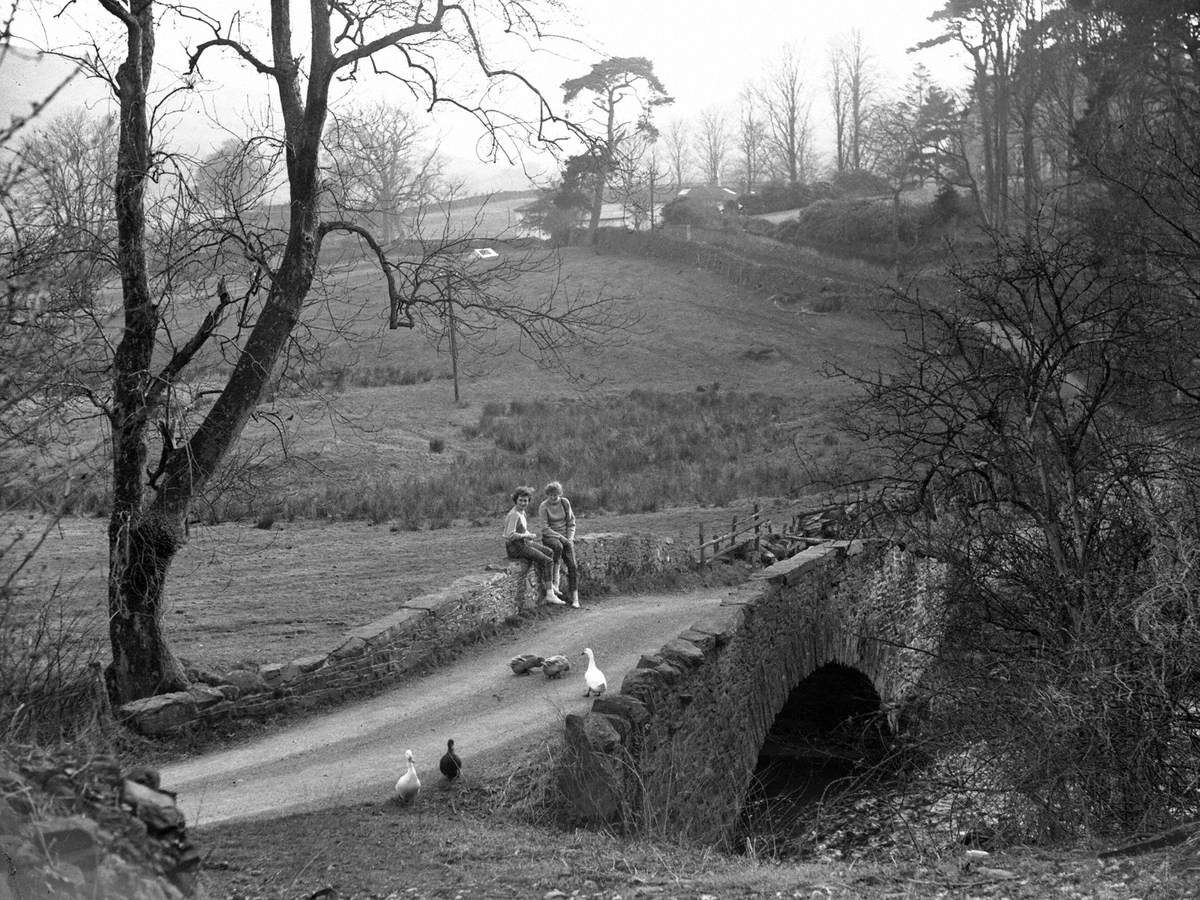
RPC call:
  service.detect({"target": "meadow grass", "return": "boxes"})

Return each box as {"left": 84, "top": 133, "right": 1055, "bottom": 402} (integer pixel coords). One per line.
{"left": 2, "top": 388, "right": 872, "bottom": 527}
{"left": 210, "top": 388, "right": 873, "bottom": 526}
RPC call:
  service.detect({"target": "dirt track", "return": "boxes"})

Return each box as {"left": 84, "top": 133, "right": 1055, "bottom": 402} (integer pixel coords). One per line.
{"left": 162, "top": 587, "right": 746, "bottom": 829}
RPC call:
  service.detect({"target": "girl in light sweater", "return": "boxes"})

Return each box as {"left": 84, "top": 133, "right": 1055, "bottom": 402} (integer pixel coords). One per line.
{"left": 503, "top": 485, "right": 563, "bottom": 605}
{"left": 538, "top": 480, "right": 580, "bottom": 608}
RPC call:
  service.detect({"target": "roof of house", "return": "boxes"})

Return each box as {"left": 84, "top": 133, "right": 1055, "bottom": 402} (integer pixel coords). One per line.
{"left": 676, "top": 185, "right": 739, "bottom": 202}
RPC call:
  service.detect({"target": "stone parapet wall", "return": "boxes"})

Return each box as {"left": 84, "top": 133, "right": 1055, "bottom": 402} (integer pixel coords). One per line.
{"left": 118, "top": 532, "right": 673, "bottom": 735}
{"left": 559, "top": 541, "right": 948, "bottom": 846}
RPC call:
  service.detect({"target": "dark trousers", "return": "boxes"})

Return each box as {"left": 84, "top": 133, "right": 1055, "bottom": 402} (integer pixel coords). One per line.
{"left": 540, "top": 535, "right": 578, "bottom": 594}
{"left": 506, "top": 538, "right": 554, "bottom": 586}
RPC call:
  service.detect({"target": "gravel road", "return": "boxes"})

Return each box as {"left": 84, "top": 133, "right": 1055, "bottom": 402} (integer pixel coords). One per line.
{"left": 162, "top": 588, "right": 739, "bottom": 828}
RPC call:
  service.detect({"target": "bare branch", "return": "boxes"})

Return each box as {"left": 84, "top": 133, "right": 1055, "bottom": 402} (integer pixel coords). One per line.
{"left": 317, "top": 220, "right": 414, "bottom": 329}
{"left": 149, "top": 277, "right": 239, "bottom": 404}
{"left": 187, "top": 36, "right": 276, "bottom": 76}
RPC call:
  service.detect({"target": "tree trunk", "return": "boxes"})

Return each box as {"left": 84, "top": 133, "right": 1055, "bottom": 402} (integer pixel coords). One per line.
{"left": 587, "top": 88, "right": 619, "bottom": 246}
{"left": 891, "top": 189, "right": 903, "bottom": 283}
{"left": 107, "top": 511, "right": 188, "bottom": 700}
{"left": 587, "top": 171, "right": 604, "bottom": 243}
{"left": 1021, "top": 101, "right": 1037, "bottom": 237}
{"left": 105, "top": 1, "right": 189, "bottom": 701}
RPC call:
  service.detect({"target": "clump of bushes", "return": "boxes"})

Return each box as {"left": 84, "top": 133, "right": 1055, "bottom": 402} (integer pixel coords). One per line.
{"left": 779, "top": 198, "right": 916, "bottom": 248}
{"left": 311, "top": 363, "right": 447, "bottom": 393}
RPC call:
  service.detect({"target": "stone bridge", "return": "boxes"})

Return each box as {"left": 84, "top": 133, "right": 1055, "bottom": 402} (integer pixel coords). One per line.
{"left": 559, "top": 540, "right": 949, "bottom": 845}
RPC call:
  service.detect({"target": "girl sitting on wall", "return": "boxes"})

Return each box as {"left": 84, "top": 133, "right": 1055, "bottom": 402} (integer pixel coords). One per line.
{"left": 538, "top": 480, "right": 581, "bottom": 608}
{"left": 503, "top": 485, "right": 563, "bottom": 605}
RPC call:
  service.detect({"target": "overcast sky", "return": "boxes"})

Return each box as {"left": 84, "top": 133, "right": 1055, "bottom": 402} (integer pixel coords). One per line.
{"left": 7, "top": 1, "right": 963, "bottom": 193}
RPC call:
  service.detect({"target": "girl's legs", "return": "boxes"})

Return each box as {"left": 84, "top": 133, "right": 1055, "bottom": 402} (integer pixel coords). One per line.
{"left": 560, "top": 540, "right": 579, "bottom": 603}
{"left": 511, "top": 540, "right": 559, "bottom": 602}
{"left": 541, "top": 535, "right": 564, "bottom": 590}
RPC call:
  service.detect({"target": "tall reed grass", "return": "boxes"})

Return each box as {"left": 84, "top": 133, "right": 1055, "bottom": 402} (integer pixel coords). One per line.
{"left": 4, "top": 390, "right": 873, "bottom": 527}
{"left": 257, "top": 389, "right": 866, "bottom": 527}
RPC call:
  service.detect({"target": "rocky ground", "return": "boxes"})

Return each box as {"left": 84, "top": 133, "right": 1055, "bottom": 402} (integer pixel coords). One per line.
{"left": 196, "top": 764, "right": 1200, "bottom": 900}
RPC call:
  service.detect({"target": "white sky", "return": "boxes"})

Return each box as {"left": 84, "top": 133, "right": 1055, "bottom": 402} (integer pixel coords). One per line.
{"left": 6, "top": 1, "right": 964, "bottom": 192}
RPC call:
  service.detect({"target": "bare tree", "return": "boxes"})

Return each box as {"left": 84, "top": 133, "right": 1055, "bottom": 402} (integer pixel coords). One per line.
{"left": 694, "top": 106, "right": 730, "bottom": 186}
{"left": 734, "top": 85, "right": 767, "bottom": 194}
{"left": 7, "top": 108, "right": 120, "bottom": 443}
{"left": 195, "top": 136, "right": 277, "bottom": 219}
{"left": 828, "top": 42, "right": 849, "bottom": 173}
{"left": 16, "top": 109, "right": 117, "bottom": 257}
{"left": 41, "top": 0, "right": 606, "bottom": 703}
{"left": 662, "top": 117, "right": 691, "bottom": 193}
{"left": 609, "top": 131, "right": 667, "bottom": 229}
{"left": 324, "top": 101, "right": 442, "bottom": 244}
{"left": 758, "top": 44, "right": 811, "bottom": 185}
{"left": 847, "top": 224, "right": 1200, "bottom": 630}
{"left": 829, "top": 29, "right": 876, "bottom": 172}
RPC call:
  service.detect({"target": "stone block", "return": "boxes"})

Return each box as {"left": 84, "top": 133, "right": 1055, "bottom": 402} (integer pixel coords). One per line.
{"left": 330, "top": 636, "right": 367, "bottom": 660}
{"left": 200, "top": 699, "right": 237, "bottom": 718}
{"left": 221, "top": 668, "right": 271, "bottom": 696}
{"left": 689, "top": 608, "right": 744, "bottom": 646}
{"left": 652, "top": 662, "right": 682, "bottom": 684}
{"left": 118, "top": 693, "right": 197, "bottom": 735}
{"left": 185, "top": 685, "right": 225, "bottom": 709}
{"left": 561, "top": 713, "right": 626, "bottom": 823}
{"left": 758, "top": 545, "right": 832, "bottom": 585}
{"left": 339, "top": 609, "right": 416, "bottom": 645}
{"left": 183, "top": 664, "right": 223, "bottom": 686}
{"left": 35, "top": 815, "right": 103, "bottom": 869}
{"left": 659, "top": 638, "right": 706, "bottom": 669}
{"left": 676, "top": 628, "right": 718, "bottom": 653}
{"left": 582, "top": 712, "right": 624, "bottom": 752}
{"left": 280, "top": 654, "right": 327, "bottom": 683}
{"left": 619, "top": 668, "right": 662, "bottom": 705}
{"left": 591, "top": 694, "right": 650, "bottom": 728}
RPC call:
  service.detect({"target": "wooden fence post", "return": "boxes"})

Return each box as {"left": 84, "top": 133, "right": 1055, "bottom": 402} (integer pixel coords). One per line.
{"left": 698, "top": 522, "right": 706, "bottom": 564}
{"left": 753, "top": 503, "right": 761, "bottom": 553}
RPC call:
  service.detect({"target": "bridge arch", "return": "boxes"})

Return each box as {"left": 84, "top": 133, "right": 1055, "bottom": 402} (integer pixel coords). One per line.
{"left": 560, "top": 542, "right": 948, "bottom": 845}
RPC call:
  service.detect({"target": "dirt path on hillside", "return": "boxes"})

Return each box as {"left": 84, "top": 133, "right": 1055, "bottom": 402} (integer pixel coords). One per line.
{"left": 162, "top": 587, "right": 746, "bottom": 829}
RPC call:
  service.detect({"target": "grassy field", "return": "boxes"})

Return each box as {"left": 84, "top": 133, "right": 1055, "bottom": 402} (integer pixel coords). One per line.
{"left": 11, "top": 241, "right": 894, "bottom": 519}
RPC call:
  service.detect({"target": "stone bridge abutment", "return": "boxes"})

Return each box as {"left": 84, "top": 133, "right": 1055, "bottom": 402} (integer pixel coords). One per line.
{"left": 560, "top": 541, "right": 948, "bottom": 845}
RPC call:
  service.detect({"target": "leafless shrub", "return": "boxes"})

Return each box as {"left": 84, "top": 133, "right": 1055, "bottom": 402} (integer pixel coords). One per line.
{"left": 835, "top": 226, "right": 1200, "bottom": 838}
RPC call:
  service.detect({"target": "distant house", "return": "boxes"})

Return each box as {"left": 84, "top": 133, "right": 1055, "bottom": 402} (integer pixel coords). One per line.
{"left": 674, "top": 184, "right": 740, "bottom": 216}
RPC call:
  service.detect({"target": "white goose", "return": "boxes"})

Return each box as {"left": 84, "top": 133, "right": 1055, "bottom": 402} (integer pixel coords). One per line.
{"left": 581, "top": 647, "right": 607, "bottom": 698}
{"left": 394, "top": 749, "right": 420, "bottom": 805}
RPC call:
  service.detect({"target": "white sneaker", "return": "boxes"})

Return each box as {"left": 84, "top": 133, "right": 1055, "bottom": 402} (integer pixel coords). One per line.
{"left": 545, "top": 593, "right": 567, "bottom": 605}
{"left": 570, "top": 591, "right": 580, "bottom": 609}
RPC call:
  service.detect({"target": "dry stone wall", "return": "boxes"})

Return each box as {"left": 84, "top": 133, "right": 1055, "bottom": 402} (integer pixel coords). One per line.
{"left": 0, "top": 749, "right": 199, "bottom": 899}
{"left": 559, "top": 541, "right": 948, "bottom": 845}
{"left": 117, "top": 532, "right": 673, "bottom": 735}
